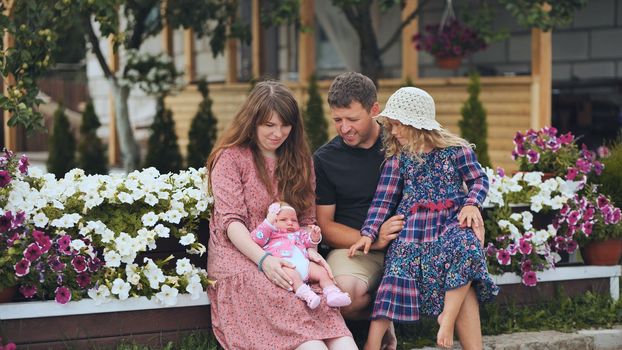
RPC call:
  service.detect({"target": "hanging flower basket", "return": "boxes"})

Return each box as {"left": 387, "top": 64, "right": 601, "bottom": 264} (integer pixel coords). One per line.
{"left": 434, "top": 56, "right": 462, "bottom": 70}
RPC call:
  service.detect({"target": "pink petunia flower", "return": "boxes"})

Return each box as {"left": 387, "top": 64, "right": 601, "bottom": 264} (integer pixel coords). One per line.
{"left": 567, "top": 210, "right": 580, "bottom": 226}
{"left": 0, "top": 212, "right": 13, "bottom": 232}
{"left": 57, "top": 235, "right": 72, "bottom": 255}
{"left": 597, "top": 195, "right": 610, "bottom": 209}
{"left": 597, "top": 146, "right": 610, "bottom": 158}
{"left": 496, "top": 249, "right": 511, "bottom": 265}
{"left": 518, "top": 238, "right": 533, "bottom": 255}
{"left": 55, "top": 286, "right": 72, "bottom": 304}
{"left": 559, "top": 132, "right": 574, "bottom": 145}
{"left": 565, "top": 167, "right": 578, "bottom": 180}
{"left": 32, "top": 230, "right": 52, "bottom": 253}
{"left": 71, "top": 256, "right": 87, "bottom": 273}
{"left": 48, "top": 255, "right": 66, "bottom": 272}
{"left": 522, "top": 271, "right": 538, "bottom": 287}
{"left": 496, "top": 167, "right": 505, "bottom": 177}
{"left": 567, "top": 239, "right": 578, "bottom": 253}
{"left": 14, "top": 258, "right": 31, "bottom": 277}
{"left": 19, "top": 284, "right": 37, "bottom": 298}
{"left": 581, "top": 221, "right": 593, "bottom": 235}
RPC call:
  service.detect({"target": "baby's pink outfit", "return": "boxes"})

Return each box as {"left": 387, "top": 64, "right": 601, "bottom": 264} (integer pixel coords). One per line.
{"left": 251, "top": 220, "right": 351, "bottom": 309}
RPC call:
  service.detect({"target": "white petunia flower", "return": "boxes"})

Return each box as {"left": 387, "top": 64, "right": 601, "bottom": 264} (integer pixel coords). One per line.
{"left": 103, "top": 250, "right": 121, "bottom": 267}
{"left": 156, "top": 285, "right": 179, "bottom": 306}
{"left": 154, "top": 224, "right": 170, "bottom": 238}
{"left": 179, "top": 233, "right": 196, "bottom": 246}
{"left": 111, "top": 278, "right": 132, "bottom": 300}
{"left": 70, "top": 239, "right": 86, "bottom": 251}
{"left": 117, "top": 192, "right": 134, "bottom": 204}
{"left": 32, "top": 212, "right": 49, "bottom": 227}
{"left": 176, "top": 258, "right": 193, "bottom": 275}
{"left": 141, "top": 212, "right": 159, "bottom": 227}
{"left": 88, "top": 285, "right": 111, "bottom": 305}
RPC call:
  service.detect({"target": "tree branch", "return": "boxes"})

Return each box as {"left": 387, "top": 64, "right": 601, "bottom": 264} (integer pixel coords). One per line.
{"left": 85, "top": 16, "right": 115, "bottom": 81}
{"left": 379, "top": 0, "right": 432, "bottom": 55}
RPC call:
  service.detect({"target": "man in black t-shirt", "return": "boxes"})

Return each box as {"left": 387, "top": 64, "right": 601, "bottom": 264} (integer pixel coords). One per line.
{"left": 314, "top": 72, "right": 404, "bottom": 349}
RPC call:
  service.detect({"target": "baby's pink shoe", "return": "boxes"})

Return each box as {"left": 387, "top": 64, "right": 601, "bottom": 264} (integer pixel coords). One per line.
{"left": 323, "top": 285, "right": 351, "bottom": 307}
{"left": 295, "top": 284, "right": 321, "bottom": 309}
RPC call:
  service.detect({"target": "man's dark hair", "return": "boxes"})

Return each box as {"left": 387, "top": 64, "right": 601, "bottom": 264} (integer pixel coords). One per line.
{"left": 327, "top": 72, "right": 377, "bottom": 112}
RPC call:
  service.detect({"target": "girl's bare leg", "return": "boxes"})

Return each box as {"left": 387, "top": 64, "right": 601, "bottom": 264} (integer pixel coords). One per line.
{"left": 437, "top": 282, "right": 471, "bottom": 349}
{"left": 455, "top": 287, "right": 483, "bottom": 350}
{"left": 364, "top": 318, "right": 391, "bottom": 350}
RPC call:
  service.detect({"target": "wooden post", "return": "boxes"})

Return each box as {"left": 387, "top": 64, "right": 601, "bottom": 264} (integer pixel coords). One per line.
{"left": 183, "top": 29, "right": 195, "bottom": 83}
{"left": 162, "top": 24, "right": 173, "bottom": 55}
{"left": 531, "top": 28, "right": 552, "bottom": 128}
{"left": 298, "top": 0, "right": 315, "bottom": 84}
{"left": 2, "top": 0, "right": 17, "bottom": 151}
{"left": 251, "top": 0, "right": 261, "bottom": 79}
{"left": 401, "top": 0, "right": 419, "bottom": 81}
{"left": 108, "top": 36, "right": 120, "bottom": 165}
{"left": 226, "top": 38, "right": 238, "bottom": 83}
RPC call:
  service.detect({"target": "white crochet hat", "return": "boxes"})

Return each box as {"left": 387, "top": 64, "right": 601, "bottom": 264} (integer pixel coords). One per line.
{"left": 376, "top": 87, "right": 441, "bottom": 130}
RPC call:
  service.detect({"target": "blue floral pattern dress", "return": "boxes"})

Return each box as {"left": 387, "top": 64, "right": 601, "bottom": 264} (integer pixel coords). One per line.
{"left": 361, "top": 146, "right": 499, "bottom": 321}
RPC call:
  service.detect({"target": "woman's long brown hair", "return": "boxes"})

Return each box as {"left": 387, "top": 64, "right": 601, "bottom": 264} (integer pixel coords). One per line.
{"left": 206, "top": 81, "right": 314, "bottom": 213}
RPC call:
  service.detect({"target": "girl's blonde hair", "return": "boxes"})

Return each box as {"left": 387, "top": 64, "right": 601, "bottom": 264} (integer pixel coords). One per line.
{"left": 381, "top": 119, "right": 472, "bottom": 162}
{"left": 206, "top": 81, "right": 314, "bottom": 213}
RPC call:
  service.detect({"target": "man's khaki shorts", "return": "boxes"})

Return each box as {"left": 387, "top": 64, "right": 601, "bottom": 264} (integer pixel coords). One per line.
{"left": 326, "top": 248, "right": 385, "bottom": 292}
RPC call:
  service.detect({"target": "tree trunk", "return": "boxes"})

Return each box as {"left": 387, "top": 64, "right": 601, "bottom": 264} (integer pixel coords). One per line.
{"left": 341, "top": 3, "right": 383, "bottom": 86}
{"left": 110, "top": 80, "right": 140, "bottom": 171}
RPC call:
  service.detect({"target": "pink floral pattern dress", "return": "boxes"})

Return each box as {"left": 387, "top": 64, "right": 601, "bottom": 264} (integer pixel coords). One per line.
{"left": 207, "top": 146, "right": 351, "bottom": 350}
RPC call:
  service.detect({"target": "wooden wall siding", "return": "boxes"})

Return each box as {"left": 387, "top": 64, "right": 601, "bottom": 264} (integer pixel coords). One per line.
{"left": 2, "top": 306, "right": 211, "bottom": 348}
{"left": 166, "top": 77, "right": 533, "bottom": 171}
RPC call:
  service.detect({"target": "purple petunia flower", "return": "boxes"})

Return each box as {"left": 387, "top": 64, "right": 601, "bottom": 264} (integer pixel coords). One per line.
{"left": 521, "top": 259, "right": 532, "bottom": 273}
{"left": 32, "top": 230, "right": 52, "bottom": 253}
{"left": 76, "top": 273, "right": 91, "bottom": 288}
{"left": 18, "top": 154, "right": 29, "bottom": 174}
{"left": 0, "top": 212, "right": 12, "bottom": 232}
{"left": 597, "top": 195, "right": 610, "bottom": 209}
{"left": 48, "top": 255, "right": 66, "bottom": 272}
{"left": 23, "top": 242, "right": 43, "bottom": 262}
{"left": 57, "top": 235, "right": 72, "bottom": 255}
{"left": 522, "top": 271, "right": 538, "bottom": 287}
{"left": 19, "top": 284, "right": 37, "bottom": 298}
{"left": 567, "top": 239, "right": 578, "bottom": 253}
{"left": 527, "top": 149, "right": 540, "bottom": 164}
{"left": 496, "top": 249, "right": 511, "bottom": 265}
{"left": 88, "top": 257, "right": 102, "bottom": 272}
{"left": 0, "top": 170, "right": 11, "bottom": 187}
{"left": 55, "top": 286, "right": 72, "bottom": 304}
{"left": 71, "top": 256, "right": 87, "bottom": 273}
{"left": 593, "top": 161, "right": 604, "bottom": 175}
{"left": 496, "top": 167, "right": 505, "bottom": 177}
{"left": 14, "top": 258, "right": 31, "bottom": 277}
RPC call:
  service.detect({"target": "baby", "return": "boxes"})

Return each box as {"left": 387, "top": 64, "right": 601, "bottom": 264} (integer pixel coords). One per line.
{"left": 251, "top": 202, "right": 351, "bottom": 309}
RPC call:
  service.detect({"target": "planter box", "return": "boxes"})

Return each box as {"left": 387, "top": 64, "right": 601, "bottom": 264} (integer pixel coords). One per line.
{"left": 0, "top": 293, "right": 211, "bottom": 349}
{"left": 492, "top": 265, "right": 621, "bottom": 304}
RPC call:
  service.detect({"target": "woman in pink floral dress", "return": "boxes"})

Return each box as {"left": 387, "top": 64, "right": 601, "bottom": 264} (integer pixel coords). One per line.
{"left": 206, "top": 81, "right": 355, "bottom": 350}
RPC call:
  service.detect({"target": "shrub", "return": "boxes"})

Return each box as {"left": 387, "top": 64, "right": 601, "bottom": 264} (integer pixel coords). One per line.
{"left": 187, "top": 80, "right": 217, "bottom": 169}
{"left": 600, "top": 137, "right": 622, "bottom": 207}
{"left": 77, "top": 101, "right": 108, "bottom": 175}
{"left": 144, "top": 98, "right": 183, "bottom": 173}
{"left": 303, "top": 74, "right": 328, "bottom": 152}
{"left": 47, "top": 104, "right": 76, "bottom": 178}
{"left": 459, "top": 73, "right": 491, "bottom": 168}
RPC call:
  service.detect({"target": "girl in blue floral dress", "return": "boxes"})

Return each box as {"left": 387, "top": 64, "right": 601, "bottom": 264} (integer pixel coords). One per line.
{"left": 349, "top": 87, "right": 499, "bottom": 350}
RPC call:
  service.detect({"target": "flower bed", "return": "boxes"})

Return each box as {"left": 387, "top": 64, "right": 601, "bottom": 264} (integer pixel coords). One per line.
{"left": 1, "top": 149, "right": 213, "bottom": 305}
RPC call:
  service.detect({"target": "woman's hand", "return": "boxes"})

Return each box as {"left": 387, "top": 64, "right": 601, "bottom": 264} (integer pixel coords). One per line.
{"left": 260, "top": 255, "right": 295, "bottom": 291}
{"left": 348, "top": 236, "right": 373, "bottom": 257}
{"left": 458, "top": 205, "right": 485, "bottom": 245}
{"left": 307, "top": 248, "right": 334, "bottom": 280}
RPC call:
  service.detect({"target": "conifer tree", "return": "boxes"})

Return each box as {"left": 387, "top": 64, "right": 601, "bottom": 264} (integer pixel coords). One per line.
{"left": 77, "top": 101, "right": 108, "bottom": 175}
{"left": 47, "top": 104, "right": 76, "bottom": 178}
{"left": 144, "top": 97, "right": 183, "bottom": 173}
{"left": 187, "top": 80, "right": 218, "bottom": 169}
{"left": 459, "top": 73, "right": 492, "bottom": 168}
{"left": 303, "top": 74, "right": 328, "bottom": 152}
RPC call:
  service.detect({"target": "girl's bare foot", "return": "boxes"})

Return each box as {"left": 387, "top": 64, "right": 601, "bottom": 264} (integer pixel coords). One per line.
{"left": 437, "top": 312, "right": 454, "bottom": 349}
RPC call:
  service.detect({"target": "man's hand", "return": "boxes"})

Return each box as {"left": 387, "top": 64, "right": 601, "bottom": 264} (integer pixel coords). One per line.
{"left": 458, "top": 205, "right": 485, "bottom": 245}
{"left": 348, "top": 236, "right": 373, "bottom": 256}
{"left": 371, "top": 214, "right": 404, "bottom": 250}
